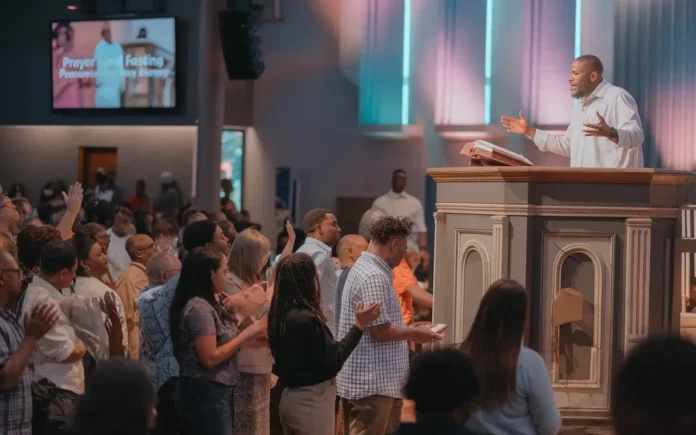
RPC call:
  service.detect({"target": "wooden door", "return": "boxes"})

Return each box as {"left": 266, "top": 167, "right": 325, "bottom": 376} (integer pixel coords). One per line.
{"left": 78, "top": 147, "right": 118, "bottom": 188}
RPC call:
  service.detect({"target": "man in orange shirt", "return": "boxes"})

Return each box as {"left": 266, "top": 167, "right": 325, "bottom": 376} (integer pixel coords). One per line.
{"left": 393, "top": 242, "right": 432, "bottom": 324}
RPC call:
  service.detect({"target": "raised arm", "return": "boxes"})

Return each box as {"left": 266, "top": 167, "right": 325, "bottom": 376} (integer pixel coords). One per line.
{"left": 278, "top": 220, "right": 296, "bottom": 260}
{"left": 502, "top": 111, "right": 571, "bottom": 157}
{"left": 57, "top": 183, "right": 83, "bottom": 240}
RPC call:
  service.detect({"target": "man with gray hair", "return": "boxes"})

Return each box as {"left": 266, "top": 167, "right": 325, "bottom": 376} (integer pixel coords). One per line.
{"left": 143, "top": 252, "right": 181, "bottom": 294}
{"left": 358, "top": 208, "right": 386, "bottom": 241}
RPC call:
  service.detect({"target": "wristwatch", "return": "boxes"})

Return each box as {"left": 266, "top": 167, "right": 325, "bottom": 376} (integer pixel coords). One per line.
{"left": 609, "top": 127, "right": 618, "bottom": 140}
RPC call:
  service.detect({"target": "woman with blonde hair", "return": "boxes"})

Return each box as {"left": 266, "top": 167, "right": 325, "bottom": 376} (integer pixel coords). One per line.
{"left": 225, "top": 223, "right": 294, "bottom": 435}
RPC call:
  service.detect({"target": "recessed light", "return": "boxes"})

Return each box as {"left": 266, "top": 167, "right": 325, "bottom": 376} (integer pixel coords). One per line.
{"left": 66, "top": 5, "right": 78, "bottom": 10}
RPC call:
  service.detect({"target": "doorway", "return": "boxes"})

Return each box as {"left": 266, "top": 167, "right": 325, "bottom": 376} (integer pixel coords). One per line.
{"left": 78, "top": 147, "right": 118, "bottom": 188}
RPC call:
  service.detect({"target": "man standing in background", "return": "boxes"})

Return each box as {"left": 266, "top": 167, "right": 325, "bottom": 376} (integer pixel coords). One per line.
{"left": 373, "top": 169, "right": 429, "bottom": 265}
{"left": 93, "top": 22, "right": 125, "bottom": 108}
{"left": 296, "top": 209, "right": 341, "bottom": 333}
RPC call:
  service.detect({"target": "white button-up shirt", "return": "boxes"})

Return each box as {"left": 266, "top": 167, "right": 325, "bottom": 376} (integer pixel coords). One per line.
{"left": 23, "top": 276, "right": 84, "bottom": 395}
{"left": 372, "top": 190, "right": 427, "bottom": 247}
{"left": 533, "top": 80, "right": 644, "bottom": 168}
{"left": 296, "top": 237, "right": 338, "bottom": 334}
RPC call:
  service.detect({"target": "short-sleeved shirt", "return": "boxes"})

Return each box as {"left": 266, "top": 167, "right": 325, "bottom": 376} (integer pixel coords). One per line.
{"left": 393, "top": 259, "right": 416, "bottom": 325}
{"left": 0, "top": 309, "right": 32, "bottom": 435}
{"left": 372, "top": 190, "right": 427, "bottom": 248}
{"left": 176, "top": 296, "right": 240, "bottom": 386}
{"left": 139, "top": 276, "right": 180, "bottom": 391}
{"left": 336, "top": 252, "right": 409, "bottom": 400}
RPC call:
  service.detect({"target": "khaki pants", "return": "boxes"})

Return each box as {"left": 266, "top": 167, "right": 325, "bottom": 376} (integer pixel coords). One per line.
{"left": 280, "top": 379, "right": 337, "bottom": 435}
{"left": 339, "top": 396, "right": 403, "bottom": 435}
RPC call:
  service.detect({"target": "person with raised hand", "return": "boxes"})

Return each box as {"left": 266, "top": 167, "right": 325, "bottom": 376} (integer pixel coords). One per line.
{"left": 269, "top": 253, "right": 381, "bottom": 435}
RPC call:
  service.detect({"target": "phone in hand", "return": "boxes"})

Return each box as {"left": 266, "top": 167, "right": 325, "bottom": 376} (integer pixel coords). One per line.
{"left": 430, "top": 324, "right": 447, "bottom": 334}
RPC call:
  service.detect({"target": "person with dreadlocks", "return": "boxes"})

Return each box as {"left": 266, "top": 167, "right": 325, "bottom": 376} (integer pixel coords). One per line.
{"left": 269, "top": 252, "right": 381, "bottom": 435}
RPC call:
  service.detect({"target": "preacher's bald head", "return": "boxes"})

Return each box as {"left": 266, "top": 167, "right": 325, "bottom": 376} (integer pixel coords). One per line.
{"left": 575, "top": 54, "right": 604, "bottom": 75}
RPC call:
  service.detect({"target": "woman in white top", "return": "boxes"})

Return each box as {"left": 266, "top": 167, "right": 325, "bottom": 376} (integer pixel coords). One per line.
{"left": 71, "top": 232, "right": 127, "bottom": 361}
{"left": 461, "top": 280, "right": 562, "bottom": 435}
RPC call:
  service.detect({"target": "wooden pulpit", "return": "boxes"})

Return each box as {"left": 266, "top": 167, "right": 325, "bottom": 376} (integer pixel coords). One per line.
{"left": 427, "top": 166, "right": 696, "bottom": 425}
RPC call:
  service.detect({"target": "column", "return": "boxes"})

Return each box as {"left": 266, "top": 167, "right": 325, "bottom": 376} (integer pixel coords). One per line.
{"left": 624, "top": 218, "right": 652, "bottom": 353}
{"left": 195, "top": 0, "right": 227, "bottom": 212}
{"left": 491, "top": 215, "right": 509, "bottom": 281}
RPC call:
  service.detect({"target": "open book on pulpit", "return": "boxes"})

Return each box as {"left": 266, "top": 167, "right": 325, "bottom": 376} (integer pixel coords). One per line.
{"left": 461, "top": 140, "right": 534, "bottom": 166}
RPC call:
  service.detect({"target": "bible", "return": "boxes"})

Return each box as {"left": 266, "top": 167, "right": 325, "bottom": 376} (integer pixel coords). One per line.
{"left": 461, "top": 140, "right": 534, "bottom": 166}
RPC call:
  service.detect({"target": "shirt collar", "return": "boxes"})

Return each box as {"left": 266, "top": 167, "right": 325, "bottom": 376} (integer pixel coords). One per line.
{"left": 387, "top": 190, "right": 408, "bottom": 199}
{"left": 131, "top": 262, "right": 147, "bottom": 273}
{"left": 30, "top": 275, "right": 64, "bottom": 298}
{"left": 360, "top": 252, "right": 393, "bottom": 276}
{"left": 582, "top": 79, "right": 610, "bottom": 106}
{"left": 305, "top": 237, "right": 331, "bottom": 253}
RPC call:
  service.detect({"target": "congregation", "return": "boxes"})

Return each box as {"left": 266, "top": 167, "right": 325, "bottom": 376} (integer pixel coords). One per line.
{"left": 1, "top": 170, "right": 695, "bottom": 435}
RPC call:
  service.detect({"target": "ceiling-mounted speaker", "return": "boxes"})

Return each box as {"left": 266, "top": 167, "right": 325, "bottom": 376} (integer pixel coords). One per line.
{"left": 219, "top": 10, "right": 265, "bottom": 80}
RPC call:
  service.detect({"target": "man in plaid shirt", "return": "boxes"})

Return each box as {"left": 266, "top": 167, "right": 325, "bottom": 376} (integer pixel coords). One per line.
{"left": 336, "top": 217, "right": 443, "bottom": 435}
{"left": 0, "top": 250, "right": 59, "bottom": 435}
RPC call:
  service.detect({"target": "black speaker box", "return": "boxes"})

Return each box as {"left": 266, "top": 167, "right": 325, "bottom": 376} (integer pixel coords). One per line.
{"left": 219, "top": 10, "right": 265, "bottom": 80}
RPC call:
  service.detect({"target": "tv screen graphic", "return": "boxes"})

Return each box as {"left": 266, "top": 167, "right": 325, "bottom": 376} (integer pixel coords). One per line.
{"left": 51, "top": 17, "right": 176, "bottom": 110}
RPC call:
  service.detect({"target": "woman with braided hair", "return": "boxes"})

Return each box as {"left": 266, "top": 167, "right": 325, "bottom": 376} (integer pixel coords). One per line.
{"left": 269, "top": 252, "right": 381, "bottom": 435}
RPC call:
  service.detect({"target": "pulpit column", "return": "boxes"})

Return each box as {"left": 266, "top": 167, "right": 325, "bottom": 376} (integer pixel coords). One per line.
{"left": 623, "top": 218, "right": 652, "bottom": 354}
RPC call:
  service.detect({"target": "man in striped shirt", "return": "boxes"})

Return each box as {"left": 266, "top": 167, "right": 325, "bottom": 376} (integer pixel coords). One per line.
{"left": 0, "top": 250, "right": 59, "bottom": 435}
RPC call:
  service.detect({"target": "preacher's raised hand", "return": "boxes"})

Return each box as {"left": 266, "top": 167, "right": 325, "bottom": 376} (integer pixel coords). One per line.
{"left": 501, "top": 111, "right": 532, "bottom": 136}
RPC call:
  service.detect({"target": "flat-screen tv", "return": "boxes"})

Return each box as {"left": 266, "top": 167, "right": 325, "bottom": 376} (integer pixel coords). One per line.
{"left": 51, "top": 17, "right": 177, "bottom": 111}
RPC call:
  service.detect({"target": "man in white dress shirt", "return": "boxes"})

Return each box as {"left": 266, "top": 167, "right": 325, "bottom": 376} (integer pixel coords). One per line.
{"left": 372, "top": 169, "right": 429, "bottom": 262}
{"left": 22, "top": 241, "right": 86, "bottom": 434}
{"left": 501, "top": 55, "right": 644, "bottom": 168}
{"left": 93, "top": 22, "right": 125, "bottom": 108}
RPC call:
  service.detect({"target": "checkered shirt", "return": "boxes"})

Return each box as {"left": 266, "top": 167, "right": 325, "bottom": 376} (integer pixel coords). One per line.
{"left": 0, "top": 309, "right": 32, "bottom": 435}
{"left": 336, "top": 252, "right": 409, "bottom": 400}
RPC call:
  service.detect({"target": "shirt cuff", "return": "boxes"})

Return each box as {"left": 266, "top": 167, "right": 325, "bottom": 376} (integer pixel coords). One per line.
{"left": 531, "top": 129, "right": 548, "bottom": 150}
{"left": 616, "top": 128, "right": 624, "bottom": 148}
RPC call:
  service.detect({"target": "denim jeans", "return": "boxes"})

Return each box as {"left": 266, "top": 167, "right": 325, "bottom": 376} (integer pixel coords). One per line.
{"left": 176, "top": 376, "right": 234, "bottom": 435}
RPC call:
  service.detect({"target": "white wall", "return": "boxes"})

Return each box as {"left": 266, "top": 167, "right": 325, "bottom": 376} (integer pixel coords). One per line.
{"left": 0, "top": 125, "right": 196, "bottom": 203}
{"left": 247, "top": 0, "right": 468, "bottom": 235}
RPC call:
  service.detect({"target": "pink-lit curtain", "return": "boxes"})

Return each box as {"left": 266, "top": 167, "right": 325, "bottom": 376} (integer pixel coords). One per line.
{"left": 614, "top": 0, "right": 696, "bottom": 170}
